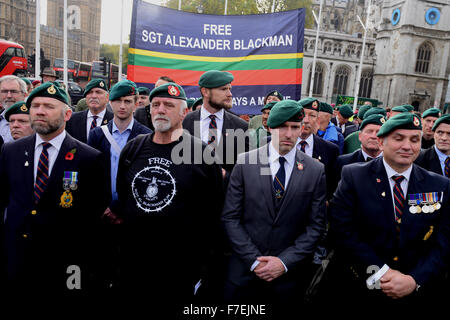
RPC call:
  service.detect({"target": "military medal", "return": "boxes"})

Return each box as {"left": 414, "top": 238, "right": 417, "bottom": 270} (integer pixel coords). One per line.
{"left": 416, "top": 206, "right": 422, "bottom": 214}
{"left": 24, "top": 161, "right": 29, "bottom": 167}
{"left": 64, "top": 171, "right": 78, "bottom": 191}
{"left": 422, "top": 205, "right": 429, "bottom": 213}
{"left": 434, "top": 202, "right": 441, "bottom": 210}
{"left": 60, "top": 190, "right": 73, "bottom": 208}
{"left": 409, "top": 206, "right": 417, "bottom": 214}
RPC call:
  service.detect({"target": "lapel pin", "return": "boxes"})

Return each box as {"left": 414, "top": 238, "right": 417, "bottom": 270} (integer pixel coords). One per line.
{"left": 103, "top": 119, "right": 107, "bottom": 124}
{"left": 25, "top": 151, "right": 28, "bottom": 156}
{"left": 24, "top": 161, "right": 29, "bottom": 167}
{"left": 318, "top": 156, "right": 322, "bottom": 161}
{"left": 297, "top": 161, "right": 303, "bottom": 171}
{"left": 381, "top": 191, "right": 386, "bottom": 197}
{"left": 376, "top": 178, "right": 381, "bottom": 183}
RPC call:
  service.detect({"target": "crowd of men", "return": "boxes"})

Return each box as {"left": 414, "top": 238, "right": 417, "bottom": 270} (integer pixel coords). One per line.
{"left": 0, "top": 71, "right": 448, "bottom": 315}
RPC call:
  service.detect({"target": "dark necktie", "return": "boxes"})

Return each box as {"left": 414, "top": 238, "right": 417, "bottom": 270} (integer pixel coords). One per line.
{"left": 90, "top": 115, "right": 98, "bottom": 130}
{"left": 34, "top": 142, "right": 51, "bottom": 203}
{"left": 445, "top": 157, "right": 450, "bottom": 178}
{"left": 273, "top": 157, "right": 286, "bottom": 199}
{"left": 208, "top": 114, "right": 217, "bottom": 145}
{"left": 392, "top": 175, "right": 405, "bottom": 234}
{"left": 366, "top": 156, "right": 373, "bottom": 162}
{"left": 299, "top": 140, "right": 308, "bottom": 153}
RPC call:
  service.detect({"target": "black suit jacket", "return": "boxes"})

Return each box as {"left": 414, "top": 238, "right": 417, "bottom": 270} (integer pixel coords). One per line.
{"left": 134, "top": 105, "right": 154, "bottom": 131}
{"left": 0, "top": 133, "right": 110, "bottom": 294}
{"left": 415, "top": 147, "right": 443, "bottom": 176}
{"left": 182, "top": 109, "right": 249, "bottom": 173}
{"left": 66, "top": 109, "right": 114, "bottom": 143}
{"left": 336, "top": 149, "right": 366, "bottom": 182}
{"left": 222, "top": 144, "right": 326, "bottom": 293}
{"left": 330, "top": 158, "right": 450, "bottom": 293}
{"left": 311, "top": 135, "right": 340, "bottom": 199}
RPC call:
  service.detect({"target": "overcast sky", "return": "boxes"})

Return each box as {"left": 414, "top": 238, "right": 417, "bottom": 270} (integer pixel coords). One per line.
{"left": 40, "top": 0, "right": 164, "bottom": 45}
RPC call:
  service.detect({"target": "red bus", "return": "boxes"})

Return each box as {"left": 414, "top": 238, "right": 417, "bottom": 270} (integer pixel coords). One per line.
{"left": 53, "top": 58, "right": 79, "bottom": 81}
{"left": 0, "top": 40, "right": 27, "bottom": 77}
{"left": 76, "top": 61, "right": 91, "bottom": 85}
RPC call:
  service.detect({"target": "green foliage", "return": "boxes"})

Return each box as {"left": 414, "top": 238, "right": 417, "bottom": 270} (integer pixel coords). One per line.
{"left": 163, "top": 0, "right": 313, "bottom": 27}
{"left": 99, "top": 44, "right": 129, "bottom": 74}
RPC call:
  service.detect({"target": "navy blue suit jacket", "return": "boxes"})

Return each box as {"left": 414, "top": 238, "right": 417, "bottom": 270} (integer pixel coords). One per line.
{"left": 335, "top": 149, "right": 365, "bottom": 182}
{"left": 311, "top": 135, "right": 340, "bottom": 199}
{"left": 415, "top": 147, "right": 443, "bottom": 176}
{"left": 330, "top": 157, "right": 450, "bottom": 288}
{"left": 66, "top": 109, "right": 114, "bottom": 143}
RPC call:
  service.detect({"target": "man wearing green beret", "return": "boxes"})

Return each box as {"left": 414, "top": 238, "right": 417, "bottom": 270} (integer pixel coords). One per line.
{"left": 415, "top": 114, "right": 450, "bottom": 177}
{"left": 343, "top": 105, "right": 374, "bottom": 154}
{"left": 317, "top": 102, "right": 344, "bottom": 153}
{"left": 113, "top": 81, "right": 224, "bottom": 305}
{"left": 5, "top": 101, "right": 34, "bottom": 140}
{"left": 328, "top": 112, "right": 450, "bottom": 307}
{"left": 331, "top": 104, "right": 358, "bottom": 138}
{"left": 0, "top": 81, "right": 110, "bottom": 295}
{"left": 421, "top": 107, "right": 441, "bottom": 149}
{"left": 66, "top": 78, "right": 113, "bottom": 143}
{"left": 136, "top": 87, "right": 150, "bottom": 108}
{"left": 337, "top": 114, "right": 385, "bottom": 179}
{"left": 183, "top": 70, "right": 249, "bottom": 177}
{"left": 389, "top": 106, "right": 409, "bottom": 118}
{"left": 248, "top": 90, "right": 284, "bottom": 131}
{"left": 223, "top": 100, "right": 326, "bottom": 310}
{"left": 250, "top": 101, "right": 276, "bottom": 149}
{"left": 134, "top": 86, "right": 155, "bottom": 131}
{"left": 21, "top": 77, "right": 33, "bottom": 94}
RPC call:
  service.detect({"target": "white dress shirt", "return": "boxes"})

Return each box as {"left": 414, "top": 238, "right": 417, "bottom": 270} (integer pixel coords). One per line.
{"left": 200, "top": 107, "right": 224, "bottom": 145}
{"left": 382, "top": 158, "right": 412, "bottom": 218}
{"left": 34, "top": 130, "right": 67, "bottom": 182}
{"left": 0, "top": 109, "right": 13, "bottom": 143}
{"left": 86, "top": 109, "right": 106, "bottom": 140}
{"left": 361, "top": 149, "right": 383, "bottom": 161}
{"left": 296, "top": 134, "right": 314, "bottom": 157}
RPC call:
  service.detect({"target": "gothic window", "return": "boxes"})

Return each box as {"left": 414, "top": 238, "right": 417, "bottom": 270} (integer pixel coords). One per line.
{"left": 333, "top": 65, "right": 350, "bottom": 95}
{"left": 359, "top": 69, "right": 373, "bottom": 98}
{"left": 323, "top": 41, "right": 332, "bottom": 53}
{"left": 309, "top": 41, "right": 315, "bottom": 50}
{"left": 415, "top": 42, "right": 432, "bottom": 73}
{"left": 346, "top": 44, "right": 355, "bottom": 57}
{"left": 333, "top": 43, "right": 342, "bottom": 55}
{"left": 307, "top": 63, "right": 325, "bottom": 96}
{"left": 304, "top": 40, "right": 308, "bottom": 52}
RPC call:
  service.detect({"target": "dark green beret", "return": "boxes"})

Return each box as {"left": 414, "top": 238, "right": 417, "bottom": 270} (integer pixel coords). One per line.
{"left": 359, "top": 114, "right": 386, "bottom": 131}
{"left": 192, "top": 98, "right": 203, "bottom": 111}
{"left": 109, "top": 80, "right": 138, "bottom": 101}
{"left": 261, "top": 101, "right": 277, "bottom": 112}
{"left": 5, "top": 101, "right": 29, "bottom": 121}
{"left": 338, "top": 104, "right": 354, "bottom": 119}
{"left": 149, "top": 82, "right": 186, "bottom": 102}
{"left": 432, "top": 114, "right": 450, "bottom": 131}
{"left": 298, "top": 97, "right": 320, "bottom": 111}
{"left": 391, "top": 106, "right": 409, "bottom": 113}
{"left": 267, "top": 100, "right": 304, "bottom": 129}
{"left": 357, "top": 104, "right": 372, "bottom": 120}
{"left": 198, "top": 70, "right": 234, "bottom": 88}
{"left": 84, "top": 78, "right": 108, "bottom": 97}
{"left": 266, "top": 90, "right": 284, "bottom": 101}
{"left": 399, "top": 104, "right": 414, "bottom": 112}
{"left": 363, "top": 107, "right": 387, "bottom": 119}
{"left": 21, "top": 78, "right": 31, "bottom": 85}
{"left": 319, "top": 102, "right": 333, "bottom": 114}
{"left": 26, "top": 82, "right": 69, "bottom": 108}
{"left": 186, "top": 98, "right": 196, "bottom": 109}
{"left": 422, "top": 107, "right": 441, "bottom": 119}
{"left": 377, "top": 113, "right": 422, "bottom": 137}
{"left": 138, "top": 87, "right": 150, "bottom": 96}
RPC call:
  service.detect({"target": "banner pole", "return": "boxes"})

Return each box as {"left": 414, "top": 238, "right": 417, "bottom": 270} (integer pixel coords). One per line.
{"left": 63, "top": 0, "right": 68, "bottom": 89}
{"left": 35, "top": 0, "right": 40, "bottom": 79}
{"left": 178, "top": 0, "right": 181, "bottom": 10}
{"left": 224, "top": 0, "right": 228, "bottom": 15}
{"left": 119, "top": 0, "right": 124, "bottom": 81}
{"left": 271, "top": 0, "right": 276, "bottom": 13}
{"left": 309, "top": 0, "right": 323, "bottom": 98}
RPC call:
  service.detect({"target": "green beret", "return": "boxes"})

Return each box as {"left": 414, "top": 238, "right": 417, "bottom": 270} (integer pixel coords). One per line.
{"left": 391, "top": 106, "right": 409, "bottom": 113}
{"left": 261, "top": 101, "right": 277, "bottom": 112}
{"left": 84, "top": 78, "right": 108, "bottom": 97}
{"left": 138, "top": 87, "right": 150, "bottom": 96}
{"left": 319, "top": 102, "right": 333, "bottom": 114}
{"left": 298, "top": 97, "right": 320, "bottom": 111}
{"left": 5, "top": 101, "right": 29, "bottom": 121}
{"left": 192, "top": 98, "right": 203, "bottom": 111}
{"left": 267, "top": 100, "right": 304, "bottom": 129}
{"left": 377, "top": 113, "right": 422, "bottom": 137}
{"left": 399, "top": 104, "right": 414, "bottom": 112}
{"left": 21, "top": 78, "right": 31, "bottom": 85}
{"left": 432, "top": 114, "right": 450, "bottom": 131}
{"left": 109, "top": 80, "right": 138, "bottom": 101}
{"left": 266, "top": 90, "right": 284, "bottom": 101}
{"left": 26, "top": 82, "right": 69, "bottom": 108}
{"left": 363, "top": 107, "right": 387, "bottom": 119}
{"left": 149, "top": 82, "right": 186, "bottom": 102}
{"left": 422, "top": 107, "right": 441, "bottom": 119}
{"left": 198, "top": 70, "right": 234, "bottom": 88}
{"left": 357, "top": 105, "right": 372, "bottom": 120}
{"left": 359, "top": 114, "right": 386, "bottom": 131}
{"left": 186, "top": 98, "right": 196, "bottom": 109}
{"left": 338, "top": 104, "right": 354, "bottom": 119}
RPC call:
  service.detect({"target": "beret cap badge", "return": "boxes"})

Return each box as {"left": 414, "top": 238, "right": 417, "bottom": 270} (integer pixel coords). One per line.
{"left": 168, "top": 85, "right": 180, "bottom": 97}
{"left": 99, "top": 81, "right": 104, "bottom": 88}
{"left": 413, "top": 117, "right": 420, "bottom": 127}
{"left": 380, "top": 117, "right": 386, "bottom": 123}
{"left": 312, "top": 101, "right": 318, "bottom": 109}
{"left": 20, "top": 104, "right": 27, "bottom": 112}
{"left": 47, "top": 85, "right": 56, "bottom": 95}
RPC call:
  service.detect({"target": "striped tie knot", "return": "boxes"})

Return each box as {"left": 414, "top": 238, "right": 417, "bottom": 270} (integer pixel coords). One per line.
{"left": 90, "top": 115, "right": 99, "bottom": 130}
{"left": 393, "top": 175, "right": 405, "bottom": 184}
{"left": 299, "top": 140, "right": 308, "bottom": 153}
{"left": 208, "top": 115, "right": 217, "bottom": 145}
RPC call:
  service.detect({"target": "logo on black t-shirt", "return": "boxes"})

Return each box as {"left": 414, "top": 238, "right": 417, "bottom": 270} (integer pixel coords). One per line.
{"left": 131, "top": 157, "right": 176, "bottom": 213}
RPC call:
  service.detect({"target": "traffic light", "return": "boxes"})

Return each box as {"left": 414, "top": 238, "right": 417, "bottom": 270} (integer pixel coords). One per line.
{"left": 99, "top": 56, "right": 107, "bottom": 75}
{"left": 28, "top": 54, "right": 34, "bottom": 67}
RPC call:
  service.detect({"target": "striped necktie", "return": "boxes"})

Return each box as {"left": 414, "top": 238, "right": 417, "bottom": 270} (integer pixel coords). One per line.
{"left": 445, "top": 157, "right": 450, "bottom": 178}
{"left": 208, "top": 114, "right": 217, "bottom": 145}
{"left": 299, "top": 140, "right": 308, "bottom": 153}
{"left": 273, "top": 157, "right": 286, "bottom": 199}
{"left": 392, "top": 175, "right": 405, "bottom": 234}
{"left": 34, "top": 142, "right": 51, "bottom": 203}
{"left": 90, "top": 115, "right": 98, "bottom": 130}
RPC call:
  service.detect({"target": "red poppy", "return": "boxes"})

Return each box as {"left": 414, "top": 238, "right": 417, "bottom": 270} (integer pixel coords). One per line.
{"left": 65, "top": 152, "right": 74, "bottom": 160}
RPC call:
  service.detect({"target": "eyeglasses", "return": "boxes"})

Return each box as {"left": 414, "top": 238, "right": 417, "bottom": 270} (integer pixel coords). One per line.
{"left": 0, "top": 90, "right": 21, "bottom": 95}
